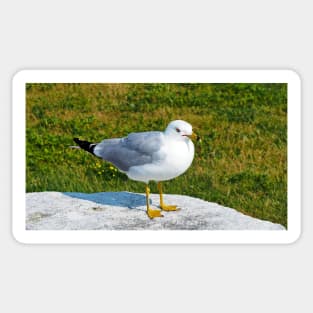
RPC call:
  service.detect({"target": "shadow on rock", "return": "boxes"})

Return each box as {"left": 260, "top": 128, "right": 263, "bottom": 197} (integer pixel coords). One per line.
{"left": 63, "top": 191, "right": 148, "bottom": 210}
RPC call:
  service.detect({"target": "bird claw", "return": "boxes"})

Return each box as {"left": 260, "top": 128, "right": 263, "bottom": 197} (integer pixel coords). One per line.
{"left": 147, "top": 208, "right": 164, "bottom": 219}
{"left": 160, "top": 204, "right": 180, "bottom": 212}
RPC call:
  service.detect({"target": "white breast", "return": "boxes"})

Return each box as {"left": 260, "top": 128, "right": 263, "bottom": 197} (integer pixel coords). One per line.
{"left": 127, "top": 137, "right": 195, "bottom": 183}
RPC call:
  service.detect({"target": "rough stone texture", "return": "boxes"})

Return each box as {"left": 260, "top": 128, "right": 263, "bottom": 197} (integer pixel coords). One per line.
{"left": 26, "top": 192, "right": 285, "bottom": 230}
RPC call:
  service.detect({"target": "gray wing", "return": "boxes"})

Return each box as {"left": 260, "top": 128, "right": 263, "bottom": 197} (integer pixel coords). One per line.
{"left": 93, "top": 131, "right": 164, "bottom": 171}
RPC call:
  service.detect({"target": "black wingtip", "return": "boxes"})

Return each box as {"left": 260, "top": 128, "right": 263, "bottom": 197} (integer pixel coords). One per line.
{"left": 73, "top": 138, "right": 96, "bottom": 155}
{"left": 73, "top": 137, "right": 80, "bottom": 145}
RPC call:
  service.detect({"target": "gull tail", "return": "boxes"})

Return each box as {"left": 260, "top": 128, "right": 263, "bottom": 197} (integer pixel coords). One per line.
{"left": 73, "top": 138, "right": 97, "bottom": 155}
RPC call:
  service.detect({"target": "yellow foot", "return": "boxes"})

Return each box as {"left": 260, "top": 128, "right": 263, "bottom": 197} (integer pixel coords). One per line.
{"left": 160, "top": 204, "right": 180, "bottom": 212}
{"left": 147, "top": 208, "right": 163, "bottom": 219}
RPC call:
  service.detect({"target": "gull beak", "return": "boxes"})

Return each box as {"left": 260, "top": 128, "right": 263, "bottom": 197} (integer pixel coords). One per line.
{"left": 187, "top": 132, "right": 199, "bottom": 141}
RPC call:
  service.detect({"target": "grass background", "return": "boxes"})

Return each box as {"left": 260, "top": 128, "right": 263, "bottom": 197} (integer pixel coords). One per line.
{"left": 26, "top": 83, "right": 287, "bottom": 227}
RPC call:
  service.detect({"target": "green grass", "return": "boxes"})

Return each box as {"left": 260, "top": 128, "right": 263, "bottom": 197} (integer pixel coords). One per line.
{"left": 26, "top": 83, "right": 287, "bottom": 227}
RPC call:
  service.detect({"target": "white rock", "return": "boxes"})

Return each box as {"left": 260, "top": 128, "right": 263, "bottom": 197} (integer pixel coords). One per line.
{"left": 26, "top": 191, "right": 285, "bottom": 230}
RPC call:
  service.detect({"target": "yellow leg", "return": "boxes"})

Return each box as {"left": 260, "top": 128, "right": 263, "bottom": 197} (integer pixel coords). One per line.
{"left": 146, "top": 185, "right": 163, "bottom": 219}
{"left": 157, "top": 182, "right": 179, "bottom": 211}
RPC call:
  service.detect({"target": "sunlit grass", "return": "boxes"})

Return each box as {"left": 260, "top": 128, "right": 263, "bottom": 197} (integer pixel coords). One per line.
{"left": 26, "top": 83, "right": 287, "bottom": 226}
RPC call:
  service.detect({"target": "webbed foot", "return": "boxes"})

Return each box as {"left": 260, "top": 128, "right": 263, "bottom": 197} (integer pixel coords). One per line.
{"left": 160, "top": 204, "right": 180, "bottom": 212}
{"left": 147, "top": 208, "right": 163, "bottom": 219}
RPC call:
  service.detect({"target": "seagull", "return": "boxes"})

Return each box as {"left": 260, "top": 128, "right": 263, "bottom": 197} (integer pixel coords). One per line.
{"left": 73, "top": 120, "right": 197, "bottom": 219}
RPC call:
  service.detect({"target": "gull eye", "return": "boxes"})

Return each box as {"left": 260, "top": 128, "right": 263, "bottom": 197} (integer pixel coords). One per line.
{"left": 175, "top": 127, "right": 180, "bottom": 133}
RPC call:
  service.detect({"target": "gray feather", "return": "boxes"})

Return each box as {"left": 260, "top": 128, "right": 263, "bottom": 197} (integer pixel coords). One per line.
{"left": 93, "top": 131, "right": 164, "bottom": 171}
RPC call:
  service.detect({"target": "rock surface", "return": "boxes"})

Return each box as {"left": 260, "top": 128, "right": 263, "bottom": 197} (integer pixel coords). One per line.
{"left": 26, "top": 192, "right": 285, "bottom": 230}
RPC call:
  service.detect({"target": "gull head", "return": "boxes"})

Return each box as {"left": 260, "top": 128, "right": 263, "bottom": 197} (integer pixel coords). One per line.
{"left": 164, "top": 120, "right": 197, "bottom": 141}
